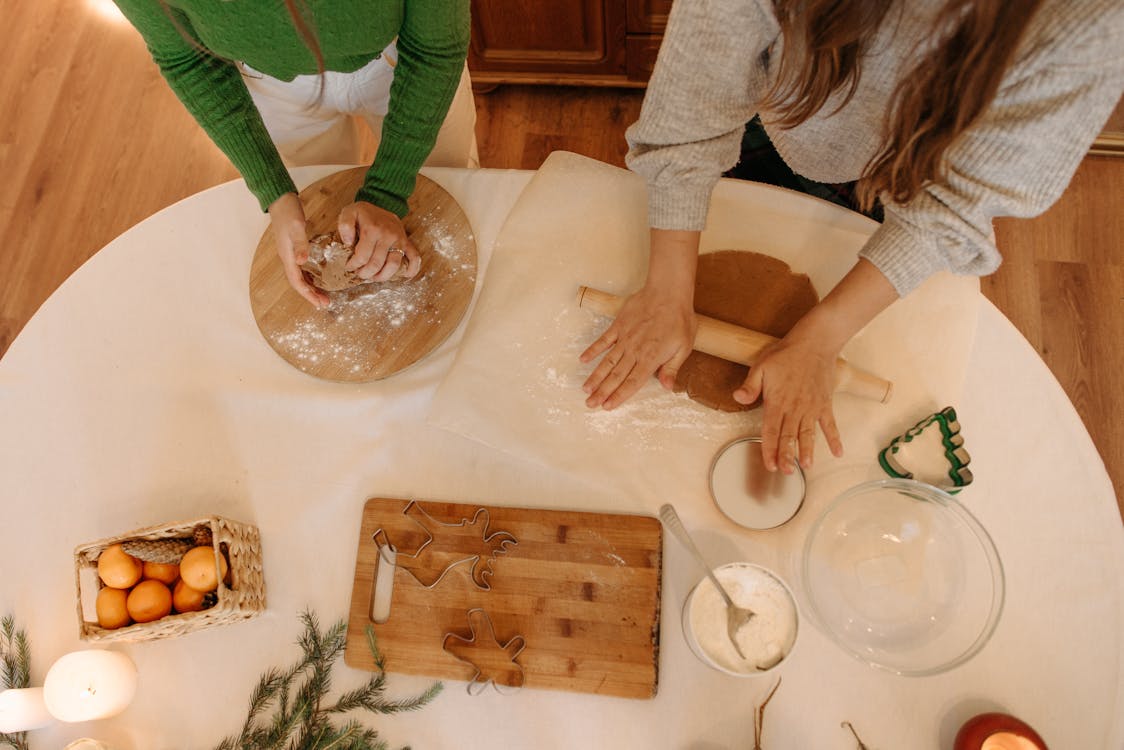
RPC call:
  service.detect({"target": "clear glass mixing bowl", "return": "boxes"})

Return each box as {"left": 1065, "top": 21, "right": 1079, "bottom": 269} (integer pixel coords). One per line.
{"left": 801, "top": 479, "right": 1004, "bottom": 676}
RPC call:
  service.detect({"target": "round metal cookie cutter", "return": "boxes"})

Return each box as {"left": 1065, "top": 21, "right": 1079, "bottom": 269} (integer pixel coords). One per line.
{"left": 708, "top": 437, "right": 807, "bottom": 530}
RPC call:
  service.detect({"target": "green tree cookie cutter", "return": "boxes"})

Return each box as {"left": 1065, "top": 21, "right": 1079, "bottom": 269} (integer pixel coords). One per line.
{"left": 879, "top": 406, "right": 973, "bottom": 493}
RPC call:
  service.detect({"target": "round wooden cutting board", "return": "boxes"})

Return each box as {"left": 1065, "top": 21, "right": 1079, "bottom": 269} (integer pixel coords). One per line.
{"left": 249, "top": 168, "right": 477, "bottom": 382}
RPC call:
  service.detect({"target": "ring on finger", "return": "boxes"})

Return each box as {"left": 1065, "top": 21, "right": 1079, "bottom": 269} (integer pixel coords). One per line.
{"left": 387, "top": 246, "right": 405, "bottom": 257}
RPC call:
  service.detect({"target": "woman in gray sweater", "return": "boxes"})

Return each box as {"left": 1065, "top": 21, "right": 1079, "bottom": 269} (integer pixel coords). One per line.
{"left": 580, "top": 0, "right": 1123, "bottom": 474}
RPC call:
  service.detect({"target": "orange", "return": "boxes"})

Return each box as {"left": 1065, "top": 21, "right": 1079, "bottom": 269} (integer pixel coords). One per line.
{"left": 97, "top": 544, "right": 142, "bottom": 589}
{"left": 143, "top": 560, "right": 180, "bottom": 585}
{"left": 96, "top": 586, "right": 132, "bottom": 629}
{"left": 126, "top": 579, "right": 173, "bottom": 623}
{"left": 179, "top": 546, "right": 228, "bottom": 592}
{"left": 173, "top": 579, "right": 207, "bottom": 613}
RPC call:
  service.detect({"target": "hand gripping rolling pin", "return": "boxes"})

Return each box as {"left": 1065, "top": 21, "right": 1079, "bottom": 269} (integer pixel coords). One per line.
{"left": 577, "top": 286, "right": 893, "bottom": 404}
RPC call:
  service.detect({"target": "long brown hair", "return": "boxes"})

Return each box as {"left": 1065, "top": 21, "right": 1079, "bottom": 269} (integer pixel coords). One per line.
{"left": 281, "top": 0, "right": 326, "bottom": 79}
{"left": 764, "top": 0, "right": 1045, "bottom": 210}
{"left": 160, "top": 0, "right": 326, "bottom": 84}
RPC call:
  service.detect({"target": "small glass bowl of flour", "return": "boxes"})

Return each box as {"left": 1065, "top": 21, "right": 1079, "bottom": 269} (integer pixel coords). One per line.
{"left": 683, "top": 562, "right": 799, "bottom": 676}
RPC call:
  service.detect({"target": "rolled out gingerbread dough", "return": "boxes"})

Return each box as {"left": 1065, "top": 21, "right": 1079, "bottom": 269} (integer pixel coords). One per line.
{"left": 674, "top": 250, "right": 819, "bottom": 412}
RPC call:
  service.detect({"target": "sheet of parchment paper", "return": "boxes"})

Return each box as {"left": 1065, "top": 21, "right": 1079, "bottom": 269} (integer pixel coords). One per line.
{"left": 428, "top": 152, "right": 979, "bottom": 501}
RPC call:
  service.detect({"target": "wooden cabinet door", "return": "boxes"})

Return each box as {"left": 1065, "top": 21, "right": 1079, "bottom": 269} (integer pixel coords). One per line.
{"left": 469, "top": 0, "right": 628, "bottom": 79}
{"left": 625, "top": 0, "right": 671, "bottom": 81}
{"left": 626, "top": 0, "right": 672, "bottom": 33}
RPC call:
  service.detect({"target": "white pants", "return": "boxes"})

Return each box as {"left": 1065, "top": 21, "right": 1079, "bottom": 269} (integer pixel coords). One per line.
{"left": 242, "top": 40, "right": 479, "bottom": 169}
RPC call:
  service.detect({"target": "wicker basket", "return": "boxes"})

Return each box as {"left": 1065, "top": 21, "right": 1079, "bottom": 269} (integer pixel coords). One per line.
{"left": 75, "top": 516, "right": 266, "bottom": 642}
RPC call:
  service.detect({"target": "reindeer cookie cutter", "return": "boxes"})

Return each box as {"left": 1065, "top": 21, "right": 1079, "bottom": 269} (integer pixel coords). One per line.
{"left": 371, "top": 500, "right": 518, "bottom": 591}
{"left": 442, "top": 608, "right": 527, "bottom": 695}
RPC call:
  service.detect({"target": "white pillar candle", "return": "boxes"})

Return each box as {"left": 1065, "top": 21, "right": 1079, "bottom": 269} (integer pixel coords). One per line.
{"left": 0, "top": 687, "right": 54, "bottom": 732}
{"left": 43, "top": 651, "right": 137, "bottom": 722}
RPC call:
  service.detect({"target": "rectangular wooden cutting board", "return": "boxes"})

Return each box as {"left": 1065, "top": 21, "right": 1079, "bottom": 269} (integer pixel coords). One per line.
{"left": 344, "top": 497, "right": 663, "bottom": 699}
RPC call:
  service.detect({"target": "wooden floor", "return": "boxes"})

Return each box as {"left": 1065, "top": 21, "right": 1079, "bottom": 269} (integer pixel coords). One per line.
{"left": 2, "top": 2, "right": 1121, "bottom": 518}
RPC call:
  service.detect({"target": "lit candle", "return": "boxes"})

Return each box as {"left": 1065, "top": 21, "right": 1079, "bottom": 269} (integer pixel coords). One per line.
{"left": 0, "top": 687, "right": 54, "bottom": 732}
{"left": 954, "top": 713, "right": 1047, "bottom": 750}
{"left": 981, "top": 735, "right": 1042, "bottom": 750}
{"left": 43, "top": 651, "right": 137, "bottom": 722}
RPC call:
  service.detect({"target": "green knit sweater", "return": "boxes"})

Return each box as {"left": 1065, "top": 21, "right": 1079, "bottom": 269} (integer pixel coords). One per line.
{"left": 112, "top": 0, "right": 470, "bottom": 215}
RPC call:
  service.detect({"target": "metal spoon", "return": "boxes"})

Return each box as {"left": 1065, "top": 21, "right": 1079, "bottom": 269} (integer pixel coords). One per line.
{"left": 659, "top": 503, "right": 755, "bottom": 660}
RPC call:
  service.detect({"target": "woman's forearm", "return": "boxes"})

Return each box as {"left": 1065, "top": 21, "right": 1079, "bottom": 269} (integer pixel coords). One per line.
{"left": 644, "top": 229, "right": 701, "bottom": 299}
{"left": 787, "top": 258, "right": 900, "bottom": 355}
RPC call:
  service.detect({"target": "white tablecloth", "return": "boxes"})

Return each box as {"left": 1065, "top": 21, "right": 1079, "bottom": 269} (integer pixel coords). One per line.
{"left": 0, "top": 165, "right": 1121, "bottom": 750}
{"left": 430, "top": 152, "right": 980, "bottom": 502}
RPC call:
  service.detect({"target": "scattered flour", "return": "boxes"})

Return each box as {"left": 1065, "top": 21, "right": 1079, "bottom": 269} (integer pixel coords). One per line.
{"left": 534, "top": 313, "right": 754, "bottom": 451}
{"left": 268, "top": 219, "right": 474, "bottom": 377}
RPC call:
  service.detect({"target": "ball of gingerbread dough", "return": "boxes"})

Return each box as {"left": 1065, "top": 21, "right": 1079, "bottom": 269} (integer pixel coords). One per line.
{"left": 300, "top": 232, "right": 364, "bottom": 292}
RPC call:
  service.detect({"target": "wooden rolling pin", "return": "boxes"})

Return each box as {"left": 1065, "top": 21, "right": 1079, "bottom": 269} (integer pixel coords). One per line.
{"left": 578, "top": 286, "right": 893, "bottom": 404}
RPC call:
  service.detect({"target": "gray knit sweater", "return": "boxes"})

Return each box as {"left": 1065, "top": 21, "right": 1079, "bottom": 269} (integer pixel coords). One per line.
{"left": 626, "top": 0, "right": 1124, "bottom": 295}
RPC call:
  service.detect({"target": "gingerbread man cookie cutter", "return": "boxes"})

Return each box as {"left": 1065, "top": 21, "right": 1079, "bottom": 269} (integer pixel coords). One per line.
{"left": 442, "top": 608, "right": 527, "bottom": 695}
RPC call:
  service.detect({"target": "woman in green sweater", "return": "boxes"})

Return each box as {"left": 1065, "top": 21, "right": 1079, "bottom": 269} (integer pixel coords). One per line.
{"left": 113, "top": 0, "right": 475, "bottom": 308}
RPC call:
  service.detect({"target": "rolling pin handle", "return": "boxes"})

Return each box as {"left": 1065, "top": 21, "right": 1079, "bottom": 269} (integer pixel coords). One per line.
{"left": 835, "top": 360, "right": 894, "bottom": 404}
{"left": 577, "top": 285, "right": 623, "bottom": 318}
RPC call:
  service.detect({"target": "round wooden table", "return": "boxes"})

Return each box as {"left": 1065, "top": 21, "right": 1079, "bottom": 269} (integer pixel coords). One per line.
{"left": 0, "top": 163, "right": 1120, "bottom": 749}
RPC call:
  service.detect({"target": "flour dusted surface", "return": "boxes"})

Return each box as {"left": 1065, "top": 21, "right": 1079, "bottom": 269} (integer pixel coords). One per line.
{"left": 264, "top": 214, "right": 476, "bottom": 381}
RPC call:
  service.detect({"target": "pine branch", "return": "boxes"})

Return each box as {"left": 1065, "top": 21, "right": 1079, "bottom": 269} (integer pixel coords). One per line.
{"left": 324, "top": 673, "right": 388, "bottom": 715}
{"left": 1, "top": 615, "right": 18, "bottom": 689}
{"left": 315, "top": 618, "right": 348, "bottom": 679}
{"left": 0, "top": 732, "right": 31, "bottom": 750}
{"left": 214, "top": 611, "right": 439, "bottom": 750}
{"left": 307, "top": 720, "right": 386, "bottom": 750}
{"left": 297, "top": 611, "right": 325, "bottom": 665}
{"left": 238, "top": 727, "right": 276, "bottom": 749}
{"left": 318, "top": 618, "right": 348, "bottom": 661}
{"left": 278, "top": 662, "right": 300, "bottom": 718}
{"left": 12, "top": 631, "right": 29, "bottom": 689}
{"left": 275, "top": 646, "right": 320, "bottom": 723}
{"left": 300, "top": 610, "right": 347, "bottom": 717}
{"left": 325, "top": 629, "right": 440, "bottom": 716}
{"left": 365, "top": 625, "right": 387, "bottom": 673}
{"left": 288, "top": 712, "right": 334, "bottom": 750}
{"left": 289, "top": 676, "right": 321, "bottom": 725}
{"left": 375, "top": 682, "right": 443, "bottom": 714}
{"left": 244, "top": 622, "right": 325, "bottom": 748}
{"left": 1, "top": 627, "right": 30, "bottom": 691}
{"left": 266, "top": 679, "right": 315, "bottom": 748}
{"left": 1, "top": 616, "right": 32, "bottom": 750}
{"left": 328, "top": 679, "right": 442, "bottom": 717}
{"left": 239, "top": 667, "right": 287, "bottom": 739}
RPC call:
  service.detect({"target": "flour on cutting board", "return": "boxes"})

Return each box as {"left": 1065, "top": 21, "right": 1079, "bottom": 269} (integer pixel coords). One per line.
{"left": 414, "top": 213, "right": 474, "bottom": 268}
{"left": 269, "top": 223, "right": 470, "bottom": 375}
{"left": 271, "top": 281, "right": 435, "bottom": 373}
